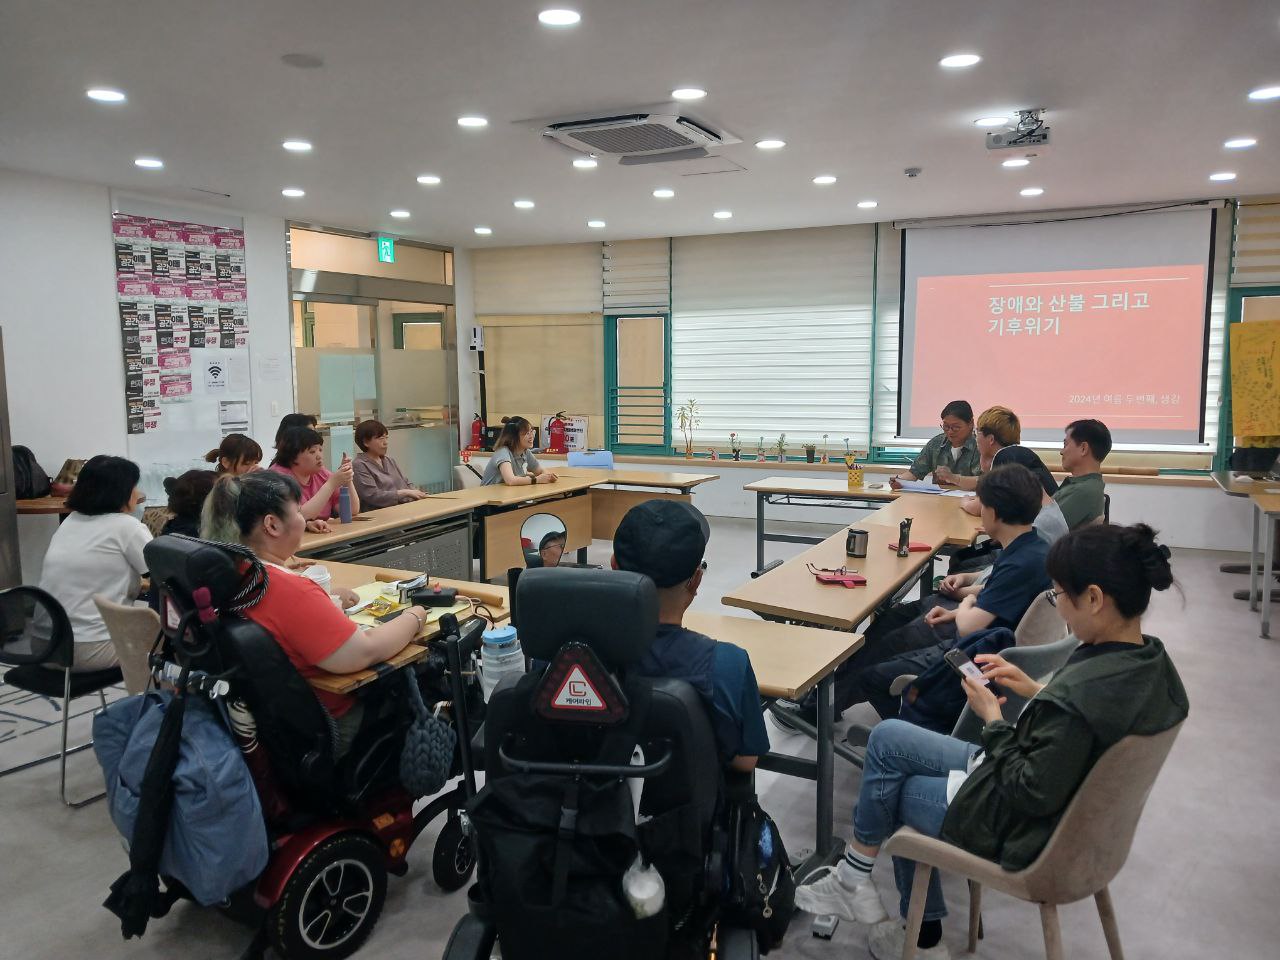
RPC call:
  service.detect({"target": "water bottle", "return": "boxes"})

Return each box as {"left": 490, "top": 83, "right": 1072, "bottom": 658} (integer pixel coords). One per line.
{"left": 338, "top": 487, "right": 352, "bottom": 523}
{"left": 479, "top": 625, "right": 525, "bottom": 701}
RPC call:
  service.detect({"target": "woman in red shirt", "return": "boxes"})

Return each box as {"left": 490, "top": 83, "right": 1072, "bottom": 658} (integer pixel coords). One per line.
{"left": 202, "top": 470, "right": 424, "bottom": 755}
{"left": 269, "top": 426, "right": 361, "bottom": 522}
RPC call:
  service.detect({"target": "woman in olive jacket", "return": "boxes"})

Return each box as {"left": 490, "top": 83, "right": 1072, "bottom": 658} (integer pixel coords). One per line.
{"left": 794, "top": 523, "right": 1189, "bottom": 960}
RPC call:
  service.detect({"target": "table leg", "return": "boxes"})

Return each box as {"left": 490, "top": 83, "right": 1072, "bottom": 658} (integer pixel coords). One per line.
{"left": 756, "top": 491, "right": 766, "bottom": 573}
{"left": 815, "top": 673, "right": 835, "bottom": 854}
{"left": 1263, "top": 515, "right": 1275, "bottom": 640}
{"left": 1250, "top": 505, "right": 1260, "bottom": 612}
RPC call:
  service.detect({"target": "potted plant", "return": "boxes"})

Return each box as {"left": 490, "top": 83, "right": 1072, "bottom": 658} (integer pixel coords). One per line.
{"left": 804, "top": 442, "right": 817, "bottom": 463}
{"left": 729, "top": 432, "right": 742, "bottom": 461}
{"left": 675, "top": 399, "right": 701, "bottom": 459}
{"left": 819, "top": 433, "right": 830, "bottom": 464}
{"left": 755, "top": 437, "right": 766, "bottom": 462}
{"left": 774, "top": 433, "right": 788, "bottom": 462}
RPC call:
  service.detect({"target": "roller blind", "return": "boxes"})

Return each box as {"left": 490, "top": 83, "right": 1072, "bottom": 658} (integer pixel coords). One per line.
{"left": 1232, "top": 202, "right": 1280, "bottom": 286}
{"left": 603, "top": 239, "right": 670, "bottom": 311}
{"left": 472, "top": 243, "right": 601, "bottom": 314}
{"left": 671, "top": 225, "right": 875, "bottom": 449}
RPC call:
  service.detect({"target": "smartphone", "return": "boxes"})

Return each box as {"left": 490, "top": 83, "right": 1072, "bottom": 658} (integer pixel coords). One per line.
{"left": 943, "top": 648, "right": 989, "bottom": 686}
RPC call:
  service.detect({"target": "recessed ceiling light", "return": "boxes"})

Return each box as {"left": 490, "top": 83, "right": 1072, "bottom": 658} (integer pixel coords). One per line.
{"left": 281, "top": 52, "right": 324, "bottom": 69}
{"left": 1224, "top": 138, "right": 1257, "bottom": 150}
{"left": 1209, "top": 171, "right": 1237, "bottom": 182}
{"left": 538, "top": 9, "right": 580, "bottom": 26}
{"left": 713, "top": 210, "right": 733, "bottom": 219}
{"left": 1020, "top": 187, "right": 1044, "bottom": 197}
{"left": 390, "top": 209, "right": 411, "bottom": 218}
{"left": 513, "top": 199, "right": 535, "bottom": 209}
{"left": 940, "top": 53, "right": 981, "bottom": 68}
{"left": 417, "top": 174, "right": 441, "bottom": 184}
{"left": 587, "top": 220, "right": 606, "bottom": 229}
{"left": 672, "top": 87, "right": 707, "bottom": 101}
{"left": 653, "top": 188, "right": 675, "bottom": 198}
{"left": 813, "top": 175, "right": 838, "bottom": 185}
{"left": 1247, "top": 85, "right": 1280, "bottom": 101}
{"left": 282, "top": 140, "right": 312, "bottom": 152}
{"left": 457, "top": 116, "right": 488, "bottom": 128}
{"left": 755, "top": 139, "right": 786, "bottom": 150}
{"left": 857, "top": 200, "right": 878, "bottom": 209}
{"left": 474, "top": 226, "right": 493, "bottom": 235}
{"left": 974, "top": 116, "right": 1010, "bottom": 128}
{"left": 1002, "top": 157, "right": 1031, "bottom": 168}
{"left": 572, "top": 157, "right": 598, "bottom": 169}
{"left": 86, "top": 88, "right": 126, "bottom": 103}
{"left": 281, "top": 187, "right": 305, "bottom": 198}
{"left": 134, "top": 157, "right": 163, "bottom": 169}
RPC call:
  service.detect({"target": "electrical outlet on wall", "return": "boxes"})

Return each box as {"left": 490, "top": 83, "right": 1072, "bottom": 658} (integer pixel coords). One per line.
{"left": 270, "top": 401, "right": 279, "bottom": 416}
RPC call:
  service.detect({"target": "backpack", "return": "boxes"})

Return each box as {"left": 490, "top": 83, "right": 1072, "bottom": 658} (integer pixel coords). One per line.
{"left": 11, "top": 445, "right": 51, "bottom": 499}
{"left": 722, "top": 779, "right": 795, "bottom": 953}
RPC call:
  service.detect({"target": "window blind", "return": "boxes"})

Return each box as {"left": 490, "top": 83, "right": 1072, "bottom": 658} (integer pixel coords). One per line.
{"left": 603, "top": 238, "right": 670, "bottom": 311}
{"left": 472, "top": 243, "right": 601, "bottom": 314}
{"left": 671, "top": 225, "right": 875, "bottom": 450}
{"left": 1232, "top": 202, "right": 1280, "bottom": 286}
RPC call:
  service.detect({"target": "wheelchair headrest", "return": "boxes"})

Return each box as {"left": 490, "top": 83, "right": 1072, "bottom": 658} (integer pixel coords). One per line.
{"left": 145, "top": 534, "right": 249, "bottom": 618}
{"left": 515, "top": 567, "right": 657, "bottom": 668}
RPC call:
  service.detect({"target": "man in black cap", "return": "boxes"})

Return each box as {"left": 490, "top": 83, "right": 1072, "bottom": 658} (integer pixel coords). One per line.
{"left": 611, "top": 499, "right": 769, "bottom": 771}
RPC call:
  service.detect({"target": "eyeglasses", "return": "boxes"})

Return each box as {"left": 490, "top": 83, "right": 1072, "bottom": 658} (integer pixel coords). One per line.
{"left": 1044, "top": 588, "right": 1065, "bottom": 607}
{"left": 940, "top": 421, "right": 967, "bottom": 433}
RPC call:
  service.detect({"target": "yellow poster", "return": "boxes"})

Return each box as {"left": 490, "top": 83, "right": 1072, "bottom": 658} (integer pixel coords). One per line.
{"left": 1230, "top": 319, "right": 1280, "bottom": 437}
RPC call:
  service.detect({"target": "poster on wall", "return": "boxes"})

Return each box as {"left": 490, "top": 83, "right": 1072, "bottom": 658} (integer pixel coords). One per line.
{"left": 113, "top": 213, "right": 251, "bottom": 437}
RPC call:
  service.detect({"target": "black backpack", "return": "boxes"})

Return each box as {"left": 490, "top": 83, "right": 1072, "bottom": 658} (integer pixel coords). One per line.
{"left": 12, "top": 446, "right": 51, "bottom": 499}
{"left": 723, "top": 781, "right": 796, "bottom": 953}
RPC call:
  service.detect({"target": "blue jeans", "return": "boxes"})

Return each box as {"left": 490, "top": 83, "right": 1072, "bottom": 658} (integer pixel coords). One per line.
{"left": 852, "top": 719, "right": 981, "bottom": 921}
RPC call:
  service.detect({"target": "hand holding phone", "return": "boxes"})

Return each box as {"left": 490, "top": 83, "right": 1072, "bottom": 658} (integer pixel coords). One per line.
{"left": 943, "top": 648, "right": 989, "bottom": 686}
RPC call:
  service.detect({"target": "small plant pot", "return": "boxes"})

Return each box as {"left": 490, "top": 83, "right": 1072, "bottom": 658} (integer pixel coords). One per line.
{"left": 805, "top": 446, "right": 816, "bottom": 463}
{"left": 732, "top": 451, "right": 742, "bottom": 461}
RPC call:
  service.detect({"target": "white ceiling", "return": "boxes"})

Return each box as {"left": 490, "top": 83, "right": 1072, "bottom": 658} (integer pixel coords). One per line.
{"left": 2, "top": 0, "right": 1278, "bottom": 247}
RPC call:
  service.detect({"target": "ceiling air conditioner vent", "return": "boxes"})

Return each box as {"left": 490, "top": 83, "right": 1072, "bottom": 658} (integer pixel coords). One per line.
{"left": 540, "top": 111, "right": 740, "bottom": 164}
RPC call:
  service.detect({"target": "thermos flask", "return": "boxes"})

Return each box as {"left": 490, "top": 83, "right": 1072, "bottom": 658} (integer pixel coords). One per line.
{"left": 897, "top": 518, "right": 913, "bottom": 558}
{"left": 845, "top": 528, "right": 869, "bottom": 558}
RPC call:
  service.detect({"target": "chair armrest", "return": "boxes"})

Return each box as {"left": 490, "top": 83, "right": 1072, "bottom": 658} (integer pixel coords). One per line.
{"left": 889, "top": 674, "right": 918, "bottom": 697}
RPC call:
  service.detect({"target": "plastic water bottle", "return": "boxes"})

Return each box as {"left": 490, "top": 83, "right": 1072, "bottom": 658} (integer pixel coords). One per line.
{"left": 338, "top": 487, "right": 352, "bottom": 523}
{"left": 479, "top": 625, "right": 524, "bottom": 701}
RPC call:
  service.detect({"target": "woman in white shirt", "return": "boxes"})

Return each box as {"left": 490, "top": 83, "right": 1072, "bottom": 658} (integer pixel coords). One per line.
{"left": 37, "top": 455, "right": 152, "bottom": 671}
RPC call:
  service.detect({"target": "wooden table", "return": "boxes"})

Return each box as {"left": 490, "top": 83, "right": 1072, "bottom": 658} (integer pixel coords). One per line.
{"left": 686, "top": 611, "right": 864, "bottom": 866}
{"left": 1210, "top": 471, "right": 1280, "bottom": 584}
{"left": 556, "top": 467, "right": 719, "bottom": 490}
{"left": 857, "top": 492, "right": 986, "bottom": 548}
{"left": 307, "top": 562, "right": 510, "bottom": 695}
{"left": 15, "top": 496, "right": 69, "bottom": 515}
{"left": 1250, "top": 492, "right": 1280, "bottom": 638}
{"left": 722, "top": 527, "right": 946, "bottom": 630}
{"left": 744, "top": 476, "right": 901, "bottom": 573}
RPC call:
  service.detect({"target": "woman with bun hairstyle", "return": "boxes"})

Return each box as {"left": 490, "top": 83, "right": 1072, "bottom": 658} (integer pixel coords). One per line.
{"left": 795, "top": 523, "right": 1189, "bottom": 960}
{"left": 480, "top": 416, "right": 559, "bottom": 487}
{"left": 206, "top": 433, "right": 263, "bottom": 475}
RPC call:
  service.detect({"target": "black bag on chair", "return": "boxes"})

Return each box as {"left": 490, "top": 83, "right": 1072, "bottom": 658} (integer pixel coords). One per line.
{"left": 12, "top": 445, "right": 51, "bottom": 499}
{"left": 723, "top": 783, "right": 795, "bottom": 953}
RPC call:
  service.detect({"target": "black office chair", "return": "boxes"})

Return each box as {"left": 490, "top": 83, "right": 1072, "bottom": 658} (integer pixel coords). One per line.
{"left": 0, "top": 585, "right": 123, "bottom": 806}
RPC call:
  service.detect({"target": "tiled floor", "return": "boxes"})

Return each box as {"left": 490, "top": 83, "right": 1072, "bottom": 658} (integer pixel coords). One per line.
{"left": 2, "top": 516, "right": 1277, "bottom": 959}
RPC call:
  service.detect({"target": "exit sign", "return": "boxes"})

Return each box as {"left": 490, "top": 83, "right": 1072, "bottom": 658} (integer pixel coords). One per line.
{"left": 377, "top": 236, "right": 395, "bottom": 263}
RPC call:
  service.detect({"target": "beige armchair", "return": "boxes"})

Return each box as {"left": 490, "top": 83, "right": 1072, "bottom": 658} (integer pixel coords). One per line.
{"left": 883, "top": 722, "right": 1183, "bottom": 960}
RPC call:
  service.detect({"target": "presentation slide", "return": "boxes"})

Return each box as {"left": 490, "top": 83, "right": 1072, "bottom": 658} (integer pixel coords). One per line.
{"left": 899, "top": 208, "right": 1214, "bottom": 445}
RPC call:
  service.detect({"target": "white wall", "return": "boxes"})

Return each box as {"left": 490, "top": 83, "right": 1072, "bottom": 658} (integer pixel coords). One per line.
{"left": 0, "top": 168, "right": 293, "bottom": 581}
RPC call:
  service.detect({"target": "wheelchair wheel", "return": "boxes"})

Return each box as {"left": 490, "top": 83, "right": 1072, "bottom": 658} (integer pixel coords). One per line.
{"left": 269, "top": 833, "right": 387, "bottom": 960}
{"left": 432, "top": 813, "right": 476, "bottom": 892}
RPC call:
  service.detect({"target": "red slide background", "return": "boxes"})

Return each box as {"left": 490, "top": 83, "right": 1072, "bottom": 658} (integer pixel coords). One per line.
{"left": 910, "top": 265, "right": 1207, "bottom": 432}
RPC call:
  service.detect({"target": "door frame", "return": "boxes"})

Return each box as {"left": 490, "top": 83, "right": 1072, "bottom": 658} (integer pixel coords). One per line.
{"left": 603, "top": 312, "right": 672, "bottom": 454}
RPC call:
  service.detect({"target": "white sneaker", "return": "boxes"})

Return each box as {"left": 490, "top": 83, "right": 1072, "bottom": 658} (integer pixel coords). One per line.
{"left": 793, "top": 865, "right": 890, "bottom": 924}
{"left": 867, "top": 919, "right": 951, "bottom": 960}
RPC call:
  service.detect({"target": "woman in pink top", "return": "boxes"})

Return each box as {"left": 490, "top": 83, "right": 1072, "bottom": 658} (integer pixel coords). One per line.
{"left": 269, "top": 426, "right": 360, "bottom": 521}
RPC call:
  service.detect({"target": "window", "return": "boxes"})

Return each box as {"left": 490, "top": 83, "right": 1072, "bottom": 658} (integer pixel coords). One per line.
{"left": 670, "top": 226, "right": 876, "bottom": 452}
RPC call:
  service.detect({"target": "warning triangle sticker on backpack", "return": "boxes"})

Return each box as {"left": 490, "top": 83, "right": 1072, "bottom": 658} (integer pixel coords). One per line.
{"left": 552, "top": 665, "right": 607, "bottom": 711}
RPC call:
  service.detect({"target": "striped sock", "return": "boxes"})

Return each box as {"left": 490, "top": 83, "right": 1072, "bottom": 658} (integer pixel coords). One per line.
{"left": 836, "top": 848, "right": 876, "bottom": 889}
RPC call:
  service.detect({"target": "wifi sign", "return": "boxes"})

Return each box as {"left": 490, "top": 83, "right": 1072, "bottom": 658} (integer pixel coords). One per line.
{"left": 206, "top": 361, "right": 228, "bottom": 391}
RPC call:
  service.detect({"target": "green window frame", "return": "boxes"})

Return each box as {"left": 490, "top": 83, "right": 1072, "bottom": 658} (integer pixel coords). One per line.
{"left": 604, "top": 312, "right": 672, "bottom": 454}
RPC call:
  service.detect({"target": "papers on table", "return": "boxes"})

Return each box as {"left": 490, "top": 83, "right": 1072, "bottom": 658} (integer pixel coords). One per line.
{"left": 940, "top": 489, "right": 971, "bottom": 498}
{"left": 345, "top": 581, "right": 469, "bottom": 628}
{"left": 896, "top": 480, "right": 944, "bottom": 494}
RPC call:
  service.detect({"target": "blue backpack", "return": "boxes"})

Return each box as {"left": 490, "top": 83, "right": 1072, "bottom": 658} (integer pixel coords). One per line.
{"left": 94, "top": 691, "right": 269, "bottom": 906}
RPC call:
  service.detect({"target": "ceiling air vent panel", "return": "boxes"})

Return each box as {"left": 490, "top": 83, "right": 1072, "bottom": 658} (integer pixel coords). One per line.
{"left": 539, "top": 109, "right": 740, "bottom": 163}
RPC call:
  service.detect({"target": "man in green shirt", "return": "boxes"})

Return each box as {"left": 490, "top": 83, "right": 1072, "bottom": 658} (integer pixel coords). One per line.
{"left": 1054, "top": 419, "right": 1111, "bottom": 528}
{"left": 893, "top": 400, "right": 981, "bottom": 487}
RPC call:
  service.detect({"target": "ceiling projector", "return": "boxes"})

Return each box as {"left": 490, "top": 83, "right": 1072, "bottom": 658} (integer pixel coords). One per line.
{"left": 986, "top": 109, "right": 1050, "bottom": 150}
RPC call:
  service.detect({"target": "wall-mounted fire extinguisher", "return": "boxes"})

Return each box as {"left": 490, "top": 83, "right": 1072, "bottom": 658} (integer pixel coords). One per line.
{"left": 467, "top": 414, "right": 485, "bottom": 451}
{"left": 546, "top": 411, "right": 568, "bottom": 454}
